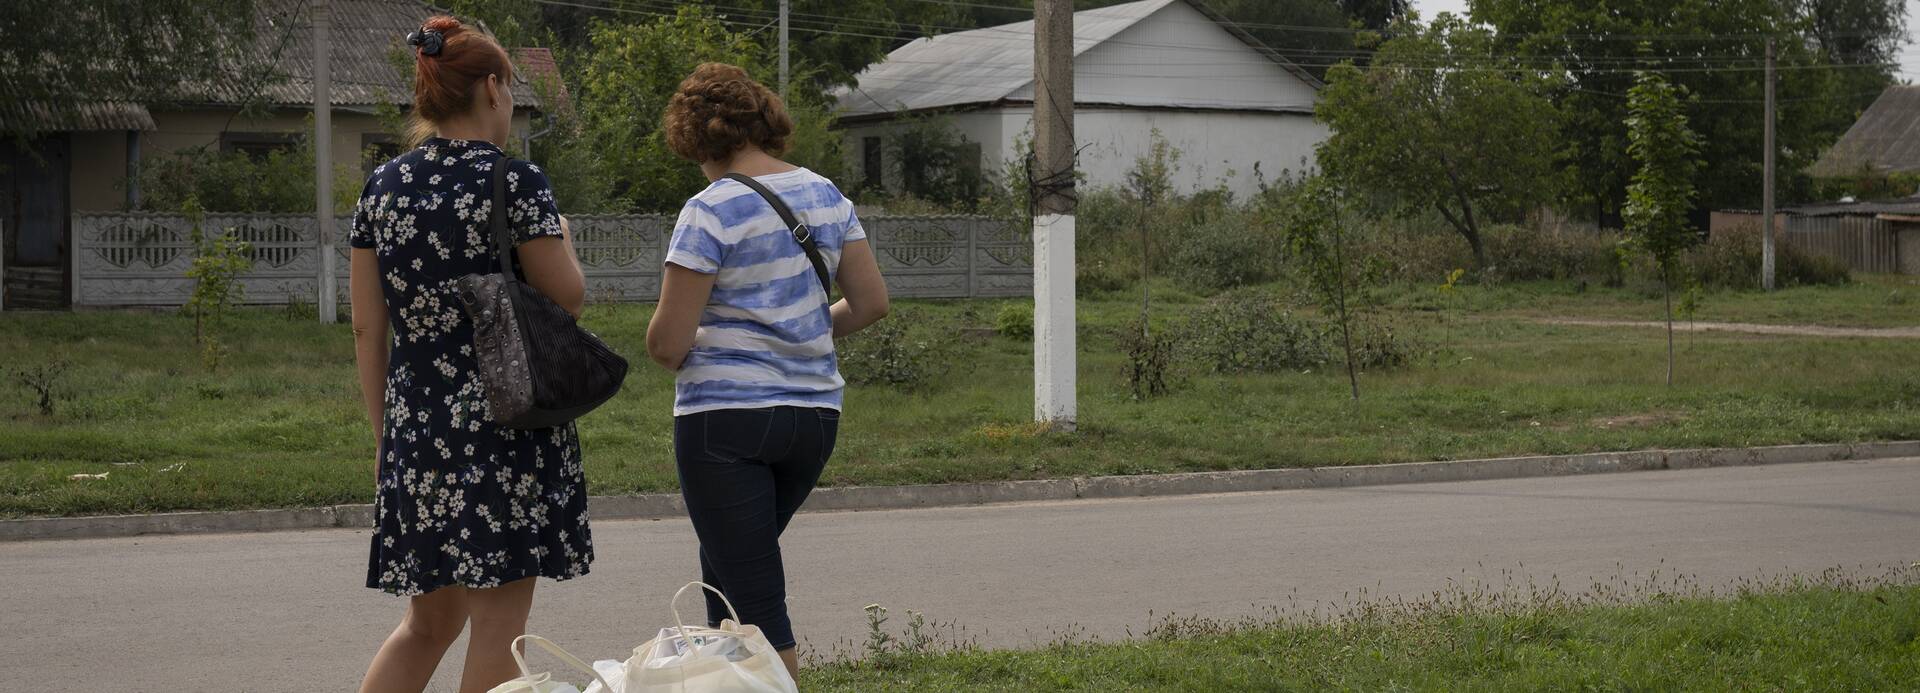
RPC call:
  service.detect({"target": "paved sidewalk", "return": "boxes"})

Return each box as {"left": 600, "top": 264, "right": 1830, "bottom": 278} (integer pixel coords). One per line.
{"left": 1, "top": 458, "right": 1914, "bottom": 690}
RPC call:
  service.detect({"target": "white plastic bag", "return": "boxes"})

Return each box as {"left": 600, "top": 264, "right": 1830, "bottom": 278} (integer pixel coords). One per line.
{"left": 620, "top": 582, "right": 799, "bottom": 693}
{"left": 488, "top": 635, "right": 619, "bottom": 693}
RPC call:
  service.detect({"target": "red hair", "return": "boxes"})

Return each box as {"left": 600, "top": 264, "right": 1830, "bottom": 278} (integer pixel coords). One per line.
{"left": 407, "top": 16, "right": 513, "bottom": 145}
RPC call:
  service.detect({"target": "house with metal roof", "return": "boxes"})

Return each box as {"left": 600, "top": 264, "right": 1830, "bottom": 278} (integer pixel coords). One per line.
{"left": 832, "top": 0, "right": 1328, "bottom": 201}
{"left": 0, "top": 0, "right": 555, "bottom": 309}
{"left": 1810, "top": 85, "right": 1920, "bottom": 179}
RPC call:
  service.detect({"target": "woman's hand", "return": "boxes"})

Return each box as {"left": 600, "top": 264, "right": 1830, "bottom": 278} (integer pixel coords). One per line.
{"left": 648, "top": 264, "right": 719, "bottom": 371}
{"left": 831, "top": 239, "right": 889, "bottom": 338}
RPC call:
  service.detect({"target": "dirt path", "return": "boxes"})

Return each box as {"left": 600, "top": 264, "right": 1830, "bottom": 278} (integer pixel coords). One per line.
{"left": 1534, "top": 318, "right": 1920, "bottom": 339}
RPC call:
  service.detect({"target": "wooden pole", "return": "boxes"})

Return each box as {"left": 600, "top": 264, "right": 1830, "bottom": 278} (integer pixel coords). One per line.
{"left": 315, "top": 0, "right": 336, "bottom": 323}
{"left": 1762, "top": 38, "right": 1776, "bottom": 292}
{"left": 1032, "top": 0, "right": 1075, "bottom": 428}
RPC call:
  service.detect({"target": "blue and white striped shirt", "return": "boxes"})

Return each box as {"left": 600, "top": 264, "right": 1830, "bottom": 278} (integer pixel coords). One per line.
{"left": 665, "top": 168, "right": 866, "bottom": 416}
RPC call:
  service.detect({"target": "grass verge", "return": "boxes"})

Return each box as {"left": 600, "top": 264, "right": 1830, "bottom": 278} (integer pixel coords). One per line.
{"left": 2, "top": 278, "right": 1917, "bottom": 518}
{"left": 800, "top": 567, "right": 1920, "bottom": 691}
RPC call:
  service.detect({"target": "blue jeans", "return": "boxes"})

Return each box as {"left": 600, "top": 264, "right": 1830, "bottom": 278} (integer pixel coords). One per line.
{"left": 674, "top": 406, "right": 838, "bottom": 651}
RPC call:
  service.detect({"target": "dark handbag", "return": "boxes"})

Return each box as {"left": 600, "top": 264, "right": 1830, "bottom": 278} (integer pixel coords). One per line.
{"left": 724, "top": 172, "right": 832, "bottom": 298}
{"left": 453, "top": 155, "right": 628, "bottom": 429}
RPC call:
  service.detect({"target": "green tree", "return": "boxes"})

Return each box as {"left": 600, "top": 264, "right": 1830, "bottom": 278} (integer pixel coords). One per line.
{"left": 1315, "top": 15, "right": 1560, "bottom": 268}
{"left": 1469, "top": 0, "right": 1903, "bottom": 219}
{"left": 1275, "top": 177, "right": 1364, "bottom": 399}
{"left": 0, "top": 0, "right": 261, "bottom": 139}
{"left": 573, "top": 7, "right": 845, "bottom": 212}
{"left": 1623, "top": 70, "right": 1703, "bottom": 387}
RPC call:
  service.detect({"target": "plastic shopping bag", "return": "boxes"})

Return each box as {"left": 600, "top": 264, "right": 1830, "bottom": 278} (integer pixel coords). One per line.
{"left": 620, "top": 582, "right": 799, "bottom": 693}
{"left": 488, "top": 635, "right": 618, "bottom": 693}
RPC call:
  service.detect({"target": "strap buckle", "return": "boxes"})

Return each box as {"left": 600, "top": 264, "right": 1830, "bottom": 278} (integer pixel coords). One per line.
{"left": 791, "top": 224, "right": 813, "bottom": 244}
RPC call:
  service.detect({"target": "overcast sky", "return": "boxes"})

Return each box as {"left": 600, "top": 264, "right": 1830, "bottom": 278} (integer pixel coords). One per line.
{"left": 1409, "top": 0, "right": 1918, "bottom": 83}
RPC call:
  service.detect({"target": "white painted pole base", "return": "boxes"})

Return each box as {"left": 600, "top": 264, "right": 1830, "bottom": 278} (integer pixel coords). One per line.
{"left": 1033, "top": 212, "right": 1076, "bottom": 429}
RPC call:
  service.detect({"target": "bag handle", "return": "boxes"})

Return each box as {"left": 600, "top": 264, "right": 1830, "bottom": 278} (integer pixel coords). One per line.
{"left": 489, "top": 154, "right": 519, "bottom": 284}
{"left": 510, "top": 634, "right": 617, "bottom": 691}
{"left": 723, "top": 172, "right": 832, "bottom": 300}
{"left": 666, "top": 581, "right": 744, "bottom": 648}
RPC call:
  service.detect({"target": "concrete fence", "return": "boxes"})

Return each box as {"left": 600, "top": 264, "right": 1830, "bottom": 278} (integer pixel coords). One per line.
{"left": 69, "top": 212, "right": 1033, "bottom": 307}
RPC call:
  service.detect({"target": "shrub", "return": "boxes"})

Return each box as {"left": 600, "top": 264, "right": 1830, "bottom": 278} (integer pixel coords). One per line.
{"left": 9, "top": 360, "right": 70, "bottom": 416}
{"left": 995, "top": 304, "right": 1034, "bottom": 341}
{"left": 1685, "top": 228, "right": 1850, "bottom": 290}
{"left": 1181, "top": 292, "right": 1329, "bottom": 373}
{"left": 838, "top": 310, "right": 948, "bottom": 391}
{"left": 1343, "top": 318, "right": 1421, "bottom": 371}
{"left": 1168, "top": 213, "right": 1281, "bottom": 294}
{"left": 1118, "top": 319, "right": 1179, "bottom": 400}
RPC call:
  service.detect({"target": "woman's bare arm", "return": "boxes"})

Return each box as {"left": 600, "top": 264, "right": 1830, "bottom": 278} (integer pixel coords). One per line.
{"left": 646, "top": 264, "right": 718, "bottom": 371}
{"left": 831, "top": 239, "right": 889, "bottom": 338}
{"left": 349, "top": 248, "right": 389, "bottom": 464}
{"left": 516, "top": 216, "right": 587, "bottom": 318}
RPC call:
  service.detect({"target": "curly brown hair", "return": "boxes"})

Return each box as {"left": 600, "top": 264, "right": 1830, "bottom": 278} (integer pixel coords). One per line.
{"left": 663, "top": 63, "right": 794, "bottom": 163}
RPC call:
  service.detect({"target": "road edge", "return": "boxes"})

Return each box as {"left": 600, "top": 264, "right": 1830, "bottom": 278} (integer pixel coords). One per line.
{"left": 5, "top": 440, "right": 1915, "bottom": 542}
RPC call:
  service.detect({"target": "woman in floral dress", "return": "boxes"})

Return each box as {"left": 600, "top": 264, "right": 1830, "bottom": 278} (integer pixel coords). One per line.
{"left": 349, "top": 16, "right": 591, "bottom": 693}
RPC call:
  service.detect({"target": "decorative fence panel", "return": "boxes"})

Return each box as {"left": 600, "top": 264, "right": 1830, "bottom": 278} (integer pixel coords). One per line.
{"left": 72, "top": 212, "right": 1031, "bottom": 307}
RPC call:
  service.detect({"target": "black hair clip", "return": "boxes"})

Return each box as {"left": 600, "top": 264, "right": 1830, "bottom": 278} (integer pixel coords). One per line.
{"left": 406, "top": 28, "right": 444, "bottom": 56}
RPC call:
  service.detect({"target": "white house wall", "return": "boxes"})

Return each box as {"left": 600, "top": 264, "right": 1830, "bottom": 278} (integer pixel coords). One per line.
{"left": 1007, "top": 0, "right": 1319, "bottom": 112}
{"left": 1073, "top": 108, "right": 1324, "bottom": 198}
{"left": 842, "top": 105, "right": 1322, "bottom": 200}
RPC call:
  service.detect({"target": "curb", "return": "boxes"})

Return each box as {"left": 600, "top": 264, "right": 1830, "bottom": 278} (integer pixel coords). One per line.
{"left": 4, "top": 441, "right": 1914, "bottom": 542}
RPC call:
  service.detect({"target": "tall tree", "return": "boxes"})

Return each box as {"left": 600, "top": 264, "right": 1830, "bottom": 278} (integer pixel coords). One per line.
{"left": 0, "top": 0, "right": 260, "bottom": 139}
{"left": 1623, "top": 70, "right": 1703, "bottom": 387}
{"left": 1469, "top": 0, "right": 1904, "bottom": 220}
{"left": 1315, "top": 15, "right": 1561, "bottom": 268}
{"left": 574, "top": 6, "right": 845, "bottom": 212}
{"left": 1339, "top": 0, "right": 1412, "bottom": 30}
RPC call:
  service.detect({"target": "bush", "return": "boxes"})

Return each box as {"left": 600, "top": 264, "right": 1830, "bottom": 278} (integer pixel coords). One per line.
{"left": 838, "top": 310, "right": 948, "bottom": 391}
{"left": 1359, "top": 221, "right": 1623, "bottom": 286}
{"left": 1118, "top": 319, "right": 1179, "bottom": 400}
{"left": 1343, "top": 319, "right": 1421, "bottom": 371}
{"left": 1181, "top": 292, "right": 1329, "bottom": 373}
{"left": 995, "top": 304, "right": 1034, "bottom": 341}
{"left": 1168, "top": 213, "right": 1282, "bottom": 294}
{"left": 1685, "top": 228, "right": 1850, "bottom": 290}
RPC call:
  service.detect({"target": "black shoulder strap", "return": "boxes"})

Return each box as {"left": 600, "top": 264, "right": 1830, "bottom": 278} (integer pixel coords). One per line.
{"left": 724, "top": 172, "right": 832, "bottom": 300}
{"left": 490, "top": 154, "right": 518, "bottom": 283}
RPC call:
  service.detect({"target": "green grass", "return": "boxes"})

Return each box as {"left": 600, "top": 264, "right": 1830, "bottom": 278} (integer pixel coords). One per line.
{"left": 1, "top": 277, "right": 1917, "bottom": 517}
{"left": 1382, "top": 273, "right": 1920, "bottom": 328}
{"left": 800, "top": 569, "right": 1920, "bottom": 691}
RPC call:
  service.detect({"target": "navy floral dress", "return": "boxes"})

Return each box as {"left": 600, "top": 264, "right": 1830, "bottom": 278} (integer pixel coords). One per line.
{"left": 350, "top": 137, "right": 592, "bottom": 596}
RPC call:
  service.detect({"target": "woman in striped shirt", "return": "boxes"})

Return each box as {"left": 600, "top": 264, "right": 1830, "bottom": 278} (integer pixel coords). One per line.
{"left": 644, "top": 63, "right": 890, "bottom": 677}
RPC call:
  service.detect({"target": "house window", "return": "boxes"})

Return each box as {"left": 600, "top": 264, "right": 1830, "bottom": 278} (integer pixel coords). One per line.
{"left": 862, "top": 136, "right": 883, "bottom": 190}
{"left": 219, "top": 132, "right": 298, "bottom": 161}
{"left": 361, "top": 133, "right": 404, "bottom": 174}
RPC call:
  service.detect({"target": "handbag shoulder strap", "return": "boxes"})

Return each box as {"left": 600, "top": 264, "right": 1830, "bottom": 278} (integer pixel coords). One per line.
{"left": 724, "top": 172, "right": 832, "bottom": 299}
{"left": 489, "top": 154, "right": 518, "bottom": 283}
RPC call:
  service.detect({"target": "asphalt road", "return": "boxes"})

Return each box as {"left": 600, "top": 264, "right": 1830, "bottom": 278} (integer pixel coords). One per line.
{"left": 3, "top": 458, "right": 1915, "bottom": 690}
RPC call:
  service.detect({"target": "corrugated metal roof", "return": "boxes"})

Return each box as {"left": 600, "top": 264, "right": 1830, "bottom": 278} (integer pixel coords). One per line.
{"left": 178, "top": 0, "right": 541, "bottom": 110}
{"left": 0, "top": 101, "right": 156, "bottom": 132}
{"left": 1783, "top": 196, "right": 1920, "bottom": 217}
{"left": 834, "top": 0, "right": 1315, "bottom": 119}
{"left": 1809, "top": 85, "right": 1920, "bottom": 177}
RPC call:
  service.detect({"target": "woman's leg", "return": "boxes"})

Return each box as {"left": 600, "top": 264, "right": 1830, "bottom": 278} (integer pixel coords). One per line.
{"left": 675, "top": 410, "right": 792, "bottom": 648}
{"left": 458, "top": 577, "right": 539, "bottom": 693}
{"left": 764, "top": 407, "right": 837, "bottom": 677}
{"left": 359, "top": 586, "right": 470, "bottom": 693}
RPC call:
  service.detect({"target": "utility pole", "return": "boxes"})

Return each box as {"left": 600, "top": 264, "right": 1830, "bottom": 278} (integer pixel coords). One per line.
{"left": 1032, "top": 0, "right": 1076, "bottom": 429}
{"left": 778, "top": 0, "right": 790, "bottom": 99}
{"left": 1761, "top": 38, "right": 1777, "bottom": 292}
{"left": 315, "top": 0, "right": 336, "bottom": 323}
